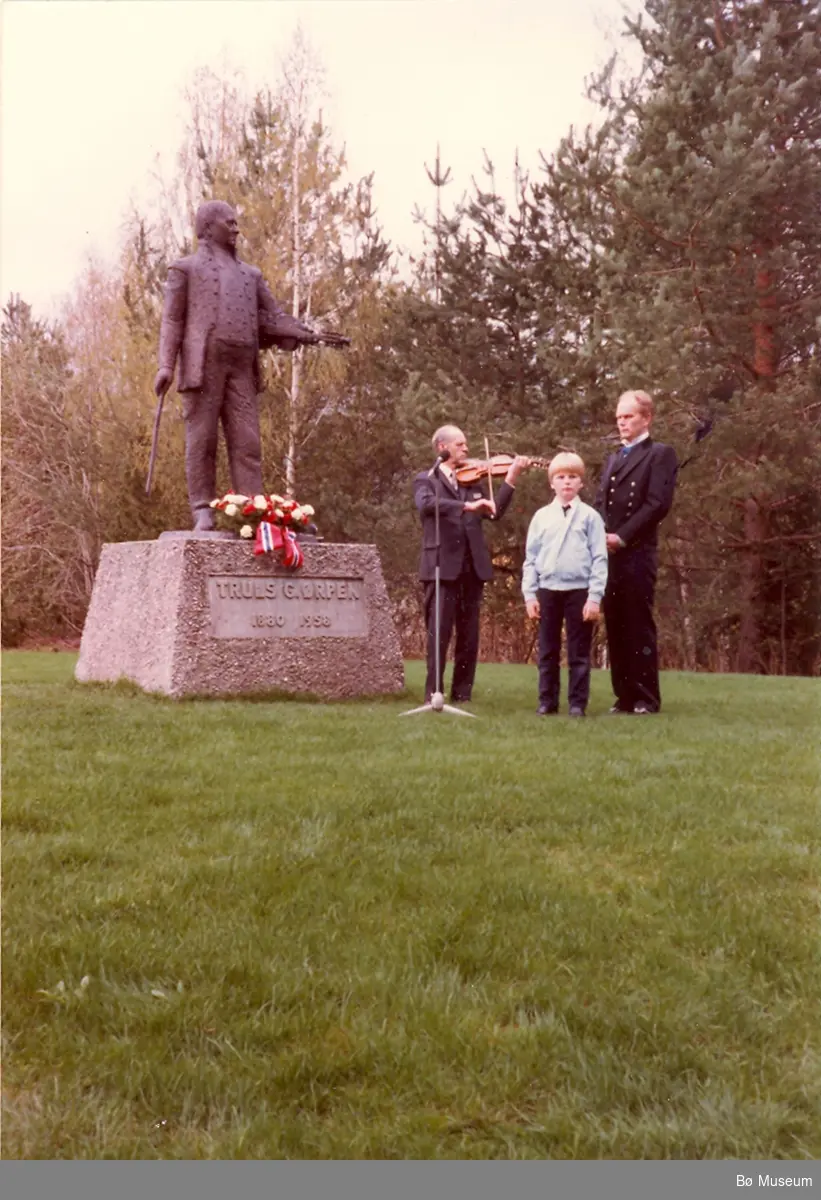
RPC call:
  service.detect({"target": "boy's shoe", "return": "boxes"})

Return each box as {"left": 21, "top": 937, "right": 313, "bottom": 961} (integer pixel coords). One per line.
{"left": 537, "top": 705, "right": 558, "bottom": 716}
{"left": 569, "top": 706, "right": 585, "bottom": 717}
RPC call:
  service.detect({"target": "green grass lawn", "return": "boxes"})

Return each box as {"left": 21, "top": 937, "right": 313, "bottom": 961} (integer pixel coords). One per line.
{"left": 2, "top": 652, "right": 819, "bottom": 1159}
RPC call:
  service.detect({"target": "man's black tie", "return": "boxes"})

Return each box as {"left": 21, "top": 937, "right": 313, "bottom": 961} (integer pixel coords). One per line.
{"left": 562, "top": 505, "right": 571, "bottom": 517}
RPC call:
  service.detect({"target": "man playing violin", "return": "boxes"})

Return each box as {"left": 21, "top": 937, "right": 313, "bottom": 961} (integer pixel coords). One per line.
{"left": 413, "top": 425, "right": 528, "bottom": 703}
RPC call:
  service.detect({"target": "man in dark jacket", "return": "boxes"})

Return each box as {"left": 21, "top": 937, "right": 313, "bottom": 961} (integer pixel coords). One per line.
{"left": 595, "top": 390, "right": 678, "bottom": 714}
{"left": 154, "top": 201, "right": 345, "bottom": 531}
{"left": 413, "top": 425, "right": 527, "bottom": 702}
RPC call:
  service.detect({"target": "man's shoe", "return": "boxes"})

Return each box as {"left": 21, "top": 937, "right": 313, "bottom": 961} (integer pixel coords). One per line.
{"left": 537, "top": 705, "right": 558, "bottom": 716}
{"left": 569, "top": 706, "right": 585, "bottom": 717}
{"left": 633, "top": 704, "right": 657, "bottom": 714}
{"left": 608, "top": 703, "right": 633, "bottom": 714}
{"left": 450, "top": 694, "right": 471, "bottom": 704}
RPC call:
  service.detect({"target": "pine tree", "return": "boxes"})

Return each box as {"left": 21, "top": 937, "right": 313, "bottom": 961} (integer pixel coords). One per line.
{"left": 391, "top": 148, "right": 615, "bottom": 654}
{"left": 540, "top": 0, "right": 821, "bottom": 672}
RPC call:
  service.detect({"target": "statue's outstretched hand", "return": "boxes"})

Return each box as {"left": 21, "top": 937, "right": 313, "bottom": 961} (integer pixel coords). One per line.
{"left": 154, "top": 368, "right": 173, "bottom": 399}
{"left": 313, "top": 330, "right": 351, "bottom": 348}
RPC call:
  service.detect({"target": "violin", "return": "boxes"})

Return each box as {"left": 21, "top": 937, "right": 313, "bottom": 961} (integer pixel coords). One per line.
{"left": 454, "top": 454, "right": 551, "bottom": 485}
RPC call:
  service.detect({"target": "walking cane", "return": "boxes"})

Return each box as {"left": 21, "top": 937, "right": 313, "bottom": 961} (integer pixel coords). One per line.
{"left": 145, "top": 393, "right": 165, "bottom": 496}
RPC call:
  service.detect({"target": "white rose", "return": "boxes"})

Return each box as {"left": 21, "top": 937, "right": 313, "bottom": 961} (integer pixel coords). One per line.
{"left": 240, "top": 525, "right": 254, "bottom": 539}
{"left": 209, "top": 499, "right": 219, "bottom": 508}
{"left": 225, "top": 493, "right": 248, "bottom": 506}
{"left": 225, "top": 504, "right": 238, "bottom": 517}
{"left": 253, "top": 495, "right": 267, "bottom": 511}
{"left": 301, "top": 505, "right": 315, "bottom": 518}
{"left": 291, "top": 506, "right": 304, "bottom": 522}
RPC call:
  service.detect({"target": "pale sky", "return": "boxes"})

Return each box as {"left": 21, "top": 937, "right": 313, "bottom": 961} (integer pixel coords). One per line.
{"left": 1, "top": 0, "right": 633, "bottom": 317}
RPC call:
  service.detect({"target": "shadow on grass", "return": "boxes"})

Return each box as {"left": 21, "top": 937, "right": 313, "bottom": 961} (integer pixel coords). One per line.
{"left": 70, "top": 676, "right": 415, "bottom": 707}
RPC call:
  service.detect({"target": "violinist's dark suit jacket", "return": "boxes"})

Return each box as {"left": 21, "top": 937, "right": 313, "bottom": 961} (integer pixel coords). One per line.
{"left": 413, "top": 467, "right": 515, "bottom": 701}
{"left": 414, "top": 470, "right": 514, "bottom": 580}
{"left": 595, "top": 437, "right": 678, "bottom": 712}
{"left": 157, "top": 243, "right": 315, "bottom": 520}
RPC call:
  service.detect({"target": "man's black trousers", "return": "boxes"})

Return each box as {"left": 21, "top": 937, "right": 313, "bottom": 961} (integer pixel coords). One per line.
{"left": 602, "top": 545, "right": 661, "bottom": 712}
{"left": 423, "top": 569, "right": 484, "bottom": 701}
{"left": 537, "top": 587, "right": 594, "bottom": 712}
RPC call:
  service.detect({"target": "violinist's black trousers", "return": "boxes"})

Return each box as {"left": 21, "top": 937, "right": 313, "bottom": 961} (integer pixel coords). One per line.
{"left": 423, "top": 568, "right": 484, "bottom": 701}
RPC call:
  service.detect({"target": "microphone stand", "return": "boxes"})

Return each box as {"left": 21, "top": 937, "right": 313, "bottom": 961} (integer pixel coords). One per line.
{"left": 401, "top": 459, "right": 477, "bottom": 719}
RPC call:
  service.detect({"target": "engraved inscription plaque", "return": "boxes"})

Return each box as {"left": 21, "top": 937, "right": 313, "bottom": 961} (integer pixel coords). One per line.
{"left": 208, "top": 576, "right": 368, "bottom": 639}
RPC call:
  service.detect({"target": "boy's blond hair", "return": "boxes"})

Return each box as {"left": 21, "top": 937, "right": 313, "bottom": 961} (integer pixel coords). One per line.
{"left": 548, "top": 451, "right": 585, "bottom": 480}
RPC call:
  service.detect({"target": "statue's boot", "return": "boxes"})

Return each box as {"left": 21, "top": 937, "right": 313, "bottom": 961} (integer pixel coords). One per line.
{"left": 193, "top": 508, "right": 215, "bottom": 533}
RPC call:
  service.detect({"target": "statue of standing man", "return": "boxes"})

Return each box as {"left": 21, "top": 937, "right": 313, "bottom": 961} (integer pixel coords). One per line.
{"left": 152, "top": 200, "right": 348, "bottom": 531}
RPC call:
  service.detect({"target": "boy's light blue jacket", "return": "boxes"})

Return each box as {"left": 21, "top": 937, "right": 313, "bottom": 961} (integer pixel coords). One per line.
{"left": 522, "top": 497, "right": 608, "bottom": 603}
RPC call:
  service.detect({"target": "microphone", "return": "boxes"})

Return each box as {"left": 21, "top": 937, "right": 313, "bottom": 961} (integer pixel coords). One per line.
{"left": 428, "top": 448, "right": 451, "bottom": 476}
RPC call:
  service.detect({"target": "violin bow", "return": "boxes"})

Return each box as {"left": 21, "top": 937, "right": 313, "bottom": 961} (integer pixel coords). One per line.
{"left": 484, "top": 435, "right": 495, "bottom": 509}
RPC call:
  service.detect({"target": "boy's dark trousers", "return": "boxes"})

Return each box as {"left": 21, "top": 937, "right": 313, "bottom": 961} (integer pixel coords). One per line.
{"left": 537, "top": 588, "right": 593, "bottom": 712}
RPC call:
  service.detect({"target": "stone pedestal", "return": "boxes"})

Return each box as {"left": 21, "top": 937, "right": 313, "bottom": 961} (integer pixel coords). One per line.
{"left": 75, "top": 539, "right": 404, "bottom": 699}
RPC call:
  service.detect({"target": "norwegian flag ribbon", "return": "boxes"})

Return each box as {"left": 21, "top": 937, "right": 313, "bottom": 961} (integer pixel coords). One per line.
{"left": 253, "top": 521, "right": 283, "bottom": 556}
{"left": 281, "top": 528, "right": 304, "bottom": 569}
{"left": 253, "top": 520, "right": 303, "bottom": 570}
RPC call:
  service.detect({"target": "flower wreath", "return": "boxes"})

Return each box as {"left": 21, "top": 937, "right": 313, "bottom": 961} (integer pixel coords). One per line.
{"left": 210, "top": 493, "right": 315, "bottom": 569}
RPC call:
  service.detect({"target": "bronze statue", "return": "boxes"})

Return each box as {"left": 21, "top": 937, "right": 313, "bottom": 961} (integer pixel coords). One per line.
{"left": 151, "top": 200, "right": 348, "bottom": 531}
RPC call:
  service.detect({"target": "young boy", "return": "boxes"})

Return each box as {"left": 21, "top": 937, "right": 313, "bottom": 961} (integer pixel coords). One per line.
{"left": 522, "top": 452, "right": 608, "bottom": 717}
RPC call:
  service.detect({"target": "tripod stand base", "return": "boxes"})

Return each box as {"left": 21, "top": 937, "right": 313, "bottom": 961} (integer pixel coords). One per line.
{"left": 399, "top": 691, "right": 477, "bottom": 718}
